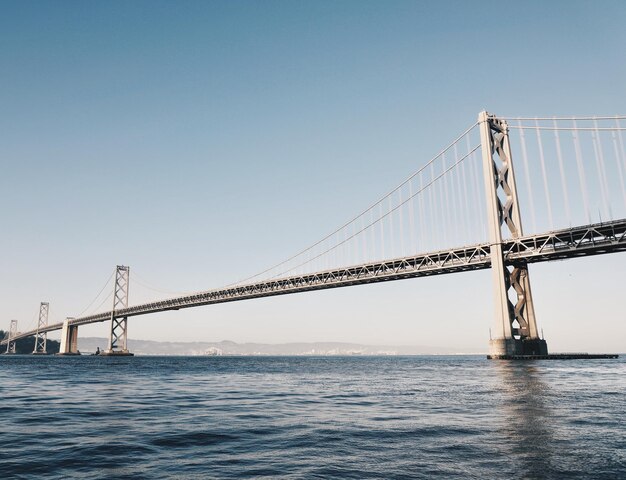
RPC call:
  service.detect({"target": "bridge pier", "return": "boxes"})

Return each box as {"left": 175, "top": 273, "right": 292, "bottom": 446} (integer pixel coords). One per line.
{"left": 58, "top": 318, "right": 80, "bottom": 355}
{"left": 479, "top": 112, "right": 548, "bottom": 358}
{"left": 102, "top": 265, "right": 134, "bottom": 356}
{"left": 32, "top": 302, "right": 50, "bottom": 355}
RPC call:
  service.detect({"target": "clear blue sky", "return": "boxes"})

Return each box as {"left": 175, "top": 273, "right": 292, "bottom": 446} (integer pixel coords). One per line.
{"left": 2, "top": 1, "right": 625, "bottom": 351}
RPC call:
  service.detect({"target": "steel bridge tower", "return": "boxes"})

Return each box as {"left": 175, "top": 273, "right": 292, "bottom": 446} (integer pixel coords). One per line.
{"left": 102, "top": 265, "right": 134, "bottom": 356}
{"left": 5, "top": 320, "right": 18, "bottom": 354}
{"left": 32, "top": 302, "right": 49, "bottom": 355}
{"left": 479, "top": 112, "right": 548, "bottom": 357}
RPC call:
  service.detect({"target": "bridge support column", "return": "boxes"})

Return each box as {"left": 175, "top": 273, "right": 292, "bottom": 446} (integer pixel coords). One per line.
{"left": 479, "top": 112, "right": 548, "bottom": 357}
{"left": 102, "top": 265, "right": 133, "bottom": 356}
{"left": 32, "top": 302, "right": 49, "bottom": 355}
{"left": 5, "top": 320, "right": 18, "bottom": 354}
{"left": 58, "top": 318, "right": 79, "bottom": 355}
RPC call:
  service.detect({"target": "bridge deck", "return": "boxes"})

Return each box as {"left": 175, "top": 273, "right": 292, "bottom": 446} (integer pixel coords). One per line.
{"left": 3, "top": 219, "right": 625, "bottom": 345}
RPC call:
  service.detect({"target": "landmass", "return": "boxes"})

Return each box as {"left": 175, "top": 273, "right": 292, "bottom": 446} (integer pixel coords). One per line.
{"left": 0, "top": 330, "right": 60, "bottom": 354}
{"left": 70, "top": 337, "right": 484, "bottom": 356}
{"left": 1, "top": 332, "right": 484, "bottom": 356}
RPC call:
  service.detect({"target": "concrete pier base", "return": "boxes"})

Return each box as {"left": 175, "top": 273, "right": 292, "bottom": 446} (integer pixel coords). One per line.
{"left": 488, "top": 337, "right": 548, "bottom": 359}
{"left": 488, "top": 353, "right": 618, "bottom": 360}
{"left": 520, "top": 338, "right": 549, "bottom": 356}
{"left": 59, "top": 320, "right": 79, "bottom": 355}
{"left": 489, "top": 338, "right": 521, "bottom": 356}
{"left": 100, "top": 350, "right": 134, "bottom": 357}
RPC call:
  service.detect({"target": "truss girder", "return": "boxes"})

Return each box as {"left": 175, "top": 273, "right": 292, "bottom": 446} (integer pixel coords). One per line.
{"left": 3, "top": 219, "right": 626, "bottom": 347}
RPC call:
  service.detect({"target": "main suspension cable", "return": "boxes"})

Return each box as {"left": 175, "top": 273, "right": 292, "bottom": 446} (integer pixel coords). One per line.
{"left": 75, "top": 270, "right": 115, "bottom": 317}
{"left": 270, "top": 144, "right": 481, "bottom": 279}
{"left": 225, "top": 122, "right": 479, "bottom": 286}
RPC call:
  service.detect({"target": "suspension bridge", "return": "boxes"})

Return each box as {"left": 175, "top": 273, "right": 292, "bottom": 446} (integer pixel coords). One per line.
{"left": 3, "top": 111, "right": 626, "bottom": 357}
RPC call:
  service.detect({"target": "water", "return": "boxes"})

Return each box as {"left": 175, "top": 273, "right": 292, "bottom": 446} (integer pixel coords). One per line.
{"left": 0, "top": 355, "right": 624, "bottom": 479}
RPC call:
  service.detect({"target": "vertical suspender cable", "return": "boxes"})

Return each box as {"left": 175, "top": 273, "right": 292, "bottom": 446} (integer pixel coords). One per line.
{"left": 592, "top": 119, "right": 612, "bottom": 220}
{"left": 456, "top": 142, "right": 469, "bottom": 244}
{"left": 436, "top": 153, "right": 443, "bottom": 248}
{"left": 535, "top": 119, "right": 554, "bottom": 229}
{"left": 475, "top": 150, "right": 487, "bottom": 240}
{"left": 347, "top": 224, "right": 352, "bottom": 266}
{"left": 553, "top": 119, "right": 571, "bottom": 224}
{"left": 343, "top": 224, "right": 348, "bottom": 266}
{"left": 449, "top": 147, "right": 458, "bottom": 244}
{"left": 351, "top": 219, "right": 356, "bottom": 265}
{"left": 617, "top": 119, "right": 626, "bottom": 212}
{"left": 610, "top": 130, "right": 626, "bottom": 212}
{"left": 465, "top": 136, "right": 476, "bottom": 241}
{"left": 408, "top": 179, "right": 416, "bottom": 253}
{"left": 352, "top": 224, "right": 357, "bottom": 266}
{"left": 518, "top": 123, "right": 537, "bottom": 233}
{"left": 369, "top": 209, "right": 376, "bottom": 261}
{"left": 323, "top": 238, "right": 328, "bottom": 271}
{"left": 360, "top": 216, "right": 366, "bottom": 264}
{"left": 572, "top": 120, "right": 591, "bottom": 223}
{"left": 307, "top": 245, "right": 311, "bottom": 274}
{"left": 437, "top": 157, "right": 447, "bottom": 247}
{"left": 442, "top": 152, "right": 456, "bottom": 246}
{"left": 618, "top": 119, "right": 626, "bottom": 174}
{"left": 429, "top": 163, "right": 436, "bottom": 250}
{"left": 398, "top": 189, "right": 405, "bottom": 257}
{"left": 388, "top": 196, "right": 394, "bottom": 258}
{"left": 418, "top": 173, "right": 426, "bottom": 251}
{"left": 465, "top": 152, "right": 475, "bottom": 242}
{"left": 379, "top": 203, "right": 385, "bottom": 260}
{"left": 467, "top": 135, "right": 484, "bottom": 240}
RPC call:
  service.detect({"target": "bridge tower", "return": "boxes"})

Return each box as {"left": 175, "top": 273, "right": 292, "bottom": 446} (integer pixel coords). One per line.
{"left": 479, "top": 112, "right": 548, "bottom": 357}
{"left": 102, "top": 265, "right": 133, "bottom": 356}
{"left": 5, "top": 320, "right": 18, "bottom": 354}
{"left": 59, "top": 317, "right": 79, "bottom": 355}
{"left": 32, "top": 302, "right": 49, "bottom": 355}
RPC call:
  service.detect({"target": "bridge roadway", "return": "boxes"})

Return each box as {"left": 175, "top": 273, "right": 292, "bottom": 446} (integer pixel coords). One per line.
{"left": 3, "top": 219, "right": 626, "bottom": 345}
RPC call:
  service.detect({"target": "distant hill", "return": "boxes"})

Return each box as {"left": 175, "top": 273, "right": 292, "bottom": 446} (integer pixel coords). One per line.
{"left": 73, "top": 337, "right": 484, "bottom": 356}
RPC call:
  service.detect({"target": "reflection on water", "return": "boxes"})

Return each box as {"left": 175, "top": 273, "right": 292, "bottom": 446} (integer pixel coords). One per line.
{"left": 494, "top": 363, "right": 555, "bottom": 479}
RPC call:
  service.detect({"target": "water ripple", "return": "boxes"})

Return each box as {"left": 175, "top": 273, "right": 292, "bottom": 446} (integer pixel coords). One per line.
{"left": 0, "top": 355, "right": 624, "bottom": 479}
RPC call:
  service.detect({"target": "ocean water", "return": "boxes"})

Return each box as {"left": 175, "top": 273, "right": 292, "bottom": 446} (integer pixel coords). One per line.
{"left": 0, "top": 355, "right": 624, "bottom": 479}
